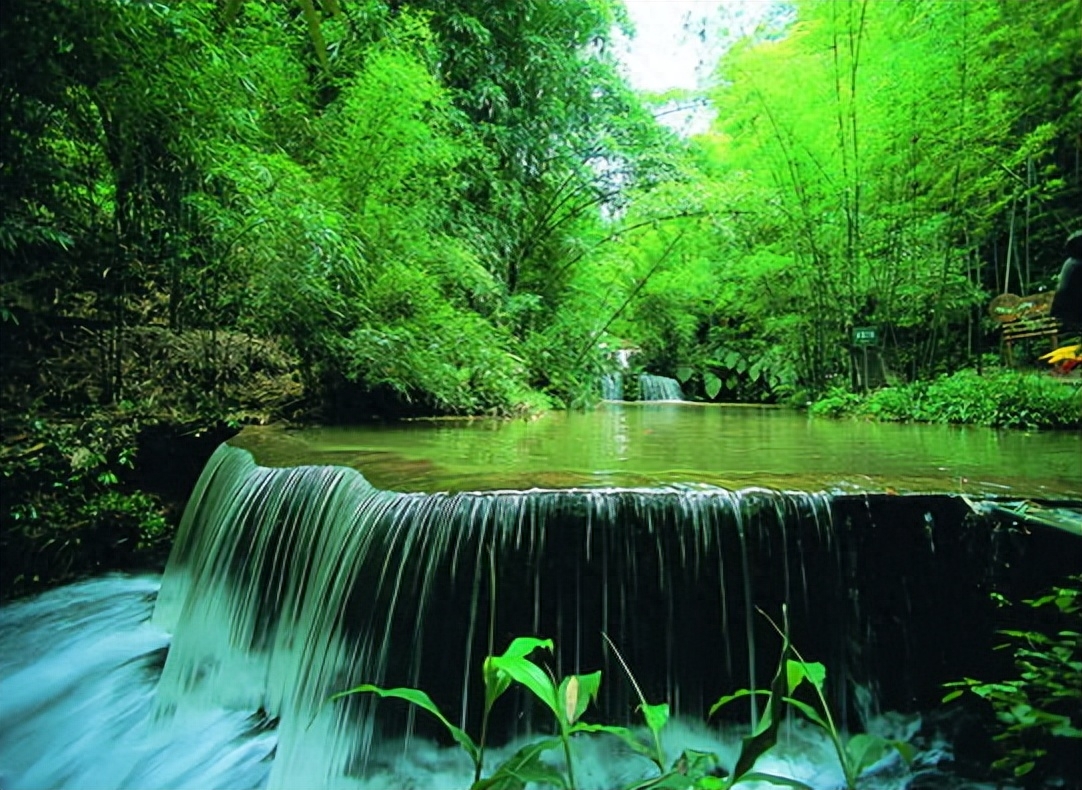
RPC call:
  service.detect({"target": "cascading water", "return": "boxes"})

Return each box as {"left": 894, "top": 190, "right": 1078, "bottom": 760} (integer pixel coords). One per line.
{"left": 3, "top": 442, "right": 1078, "bottom": 789}
{"left": 638, "top": 374, "right": 683, "bottom": 401}
{"left": 600, "top": 374, "right": 624, "bottom": 401}
{"left": 151, "top": 445, "right": 850, "bottom": 787}
{"left": 600, "top": 347, "right": 636, "bottom": 401}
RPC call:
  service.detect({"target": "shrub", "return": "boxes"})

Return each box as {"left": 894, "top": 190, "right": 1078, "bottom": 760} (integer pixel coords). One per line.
{"left": 808, "top": 388, "right": 863, "bottom": 418}
{"left": 944, "top": 575, "right": 1082, "bottom": 785}
{"left": 0, "top": 410, "right": 171, "bottom": 598}
{"left": 810, "top": 368, "right": 1081, "bottom": 430}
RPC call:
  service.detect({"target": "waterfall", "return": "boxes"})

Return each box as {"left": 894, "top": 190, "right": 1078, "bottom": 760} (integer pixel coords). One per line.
{"left": 600, "top": 347, "right": 636, "bottom": 400}
{"left": 600, "top": 373, "right": 624, "bottom": 400}
{"left": 6, "top": 442, "right": 1077, "bottom": 788}
{"left": 639, "top": 374, "right": 684, "bottom": 401}
{"left": 153, "top": 445, "right": 851, "bottom": 788}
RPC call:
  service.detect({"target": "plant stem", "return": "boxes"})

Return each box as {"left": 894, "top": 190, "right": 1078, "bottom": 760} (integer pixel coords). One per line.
{"left": 560, "top": 721, "right": 578, "bottom": 790}
{"left": 758, "top": 607, "right": 856, "bottom": 789}
{"left": 475, "top": 543, "right": 498, "bottom": 785}
{"left": 603, "top": 632, "right": 665, "bottom": 768}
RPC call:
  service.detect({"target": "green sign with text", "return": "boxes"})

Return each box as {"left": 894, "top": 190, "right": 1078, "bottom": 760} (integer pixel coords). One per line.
{"left": 853, "top": 326, "right": 878, "bottom": 346}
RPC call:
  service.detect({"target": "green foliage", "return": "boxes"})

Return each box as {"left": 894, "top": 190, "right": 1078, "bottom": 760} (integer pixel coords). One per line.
{"left": 809, "top": 369, "right": 1081, "bottom": 429}
{"left": 335, "top": 617, "right": 919, "bottom": 789}
{"left": 711, "top": 609, "right": 912, "bottom": 790}
{"left": 3, "top": 0, "right": 1077, "bottom": 423}
{"left": 334, "top": 634, "right": 734, "bottom": 790}
{"left": 1, "top": 0, "right": 670, "bottom": 419}
{"left": 808, "top": 389, "right": 863, "bottom": 419}
{"left": 0, "top": 411, "right": 170, "bottom": 598}
{"left": 943, "top": 576, "right": 1082, "bottom": 785}
{"left": 595, "top": 0, "right": 1080, "bottom": 397}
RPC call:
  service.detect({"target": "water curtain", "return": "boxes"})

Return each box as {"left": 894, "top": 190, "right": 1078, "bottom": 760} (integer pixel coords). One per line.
{"left": 154, "top": 444, "right": 854, "bottom": 787}
{"left": 600, "top": 374, "right": 624, "bottom": 401}
{"left": 638, "top": 374, "right": 684, "bottom": 401}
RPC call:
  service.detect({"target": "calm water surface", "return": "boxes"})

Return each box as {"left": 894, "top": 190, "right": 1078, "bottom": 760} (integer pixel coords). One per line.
{"left": 232, "top": 403, "right": 1082, "bottom": 497}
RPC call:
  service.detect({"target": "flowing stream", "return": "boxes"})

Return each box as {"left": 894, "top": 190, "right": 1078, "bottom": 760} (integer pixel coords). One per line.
{"left": 2, "top": 405, "right": 1080, "bottom": 789}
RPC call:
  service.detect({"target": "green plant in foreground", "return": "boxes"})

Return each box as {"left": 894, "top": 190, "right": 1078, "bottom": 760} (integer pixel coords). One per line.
{"left": 332, "top": 637, "right": 601, "bottom": 789}
{"left": 943, "top": 575, "right": 1082, "bottom": 783}
{"left": 332, "top": 612, "right": 914, "bottom": 790}
{"left": 331, "top": 633, "right": 757, "bottom": 790}
{"left": 710, "top": 609, "right": 914, "bottom": 790}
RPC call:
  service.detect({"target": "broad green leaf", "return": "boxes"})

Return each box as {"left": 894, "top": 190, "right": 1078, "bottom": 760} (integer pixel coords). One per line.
{"left": 471, "top": 737, "right": 566, "bottom": 790}
{"left": 704, "top": 372, "right": 722, "bottom": 400}
{"left": 559, "top": 671, "right": 601, "bottom": 725}
{"left": 676, "top": 365, "right": 693, "bottom": 383}
{"left": 625, "top": 749, "right": 720, "bottom": 789}
{"left": 891, "top": 741, "right": 917, "bottom": 765}
{"left": 677, "top": 748, "right": 719, "bottom": 777}
{"left": 484, "top": 638, "right": 553, "bottom": 712}
{"left": 786, "top": 660, "right": 826, "bottom": 695}
{"left": 499, "top": 637, "right": 555, "bottom": 660}
{"left": 641, "top": 702, "right": 670, "bottom": 737}
{"left": 845, "top": 733, "right": 892, "bottom": 774}
{"left": 489, "top": 654, "right": 558, "bottom": 717}
{"left": 708, "top": 688, "right": 769, "bottom": 717}
{"left": 330, "top": 684, "right": 479, "bottom": 764}
{"left": 780, "top": 697, "right": 831, "bottom": 731}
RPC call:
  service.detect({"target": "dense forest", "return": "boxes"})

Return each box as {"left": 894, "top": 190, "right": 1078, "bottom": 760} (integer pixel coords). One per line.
{"left": 1, "top": 0, "right": 1080, "bottom": 594}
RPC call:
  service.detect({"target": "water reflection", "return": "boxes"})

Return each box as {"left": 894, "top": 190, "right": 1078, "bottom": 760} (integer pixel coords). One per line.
{"left": 231, "top": 403, "right": 1082, "bottom": 497}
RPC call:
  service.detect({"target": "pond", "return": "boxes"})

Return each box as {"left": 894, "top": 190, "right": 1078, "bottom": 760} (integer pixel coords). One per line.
{"left": 232, "top": 403, "right": 1082, "bottom": 497}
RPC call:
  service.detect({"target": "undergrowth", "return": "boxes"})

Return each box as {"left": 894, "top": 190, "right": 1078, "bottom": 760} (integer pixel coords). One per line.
{"left": 809, "top": 368, "right": 1081, "bottom": 429}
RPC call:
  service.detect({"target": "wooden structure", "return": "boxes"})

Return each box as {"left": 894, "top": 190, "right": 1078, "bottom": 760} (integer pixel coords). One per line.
{"left": 988, "top": 291, "right": 1061, "bottom": 364}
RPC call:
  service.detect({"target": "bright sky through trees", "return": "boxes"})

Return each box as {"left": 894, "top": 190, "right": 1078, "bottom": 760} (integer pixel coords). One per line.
{"left": 618, "top": 0, "right": 774, "bottom": 132}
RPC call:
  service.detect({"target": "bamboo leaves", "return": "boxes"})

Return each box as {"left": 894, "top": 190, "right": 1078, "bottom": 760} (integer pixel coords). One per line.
{"left": 222, "top": 0, "right": 341, "bottom": 70}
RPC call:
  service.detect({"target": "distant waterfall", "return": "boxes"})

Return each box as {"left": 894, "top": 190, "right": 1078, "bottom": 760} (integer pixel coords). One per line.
{"left": 600, "top": 373, "right": 624, "bottom": 400}
{"left": 639, "top": 374, "right": 684, "bottom": 401}
{"left": 600, "top": 347, "right": 636, "bottom": 400}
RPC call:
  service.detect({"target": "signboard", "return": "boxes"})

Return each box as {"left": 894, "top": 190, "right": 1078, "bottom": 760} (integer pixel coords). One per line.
{"left": 852, "top": 326, "right": 878, "bottom": 346}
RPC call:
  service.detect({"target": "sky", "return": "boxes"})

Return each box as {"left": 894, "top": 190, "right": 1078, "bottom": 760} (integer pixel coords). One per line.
{"left": 616, "top": 0, "right": 776, "bottom": 133}
{"left": 618, "top": 0, "right": 775, "bottom": 92}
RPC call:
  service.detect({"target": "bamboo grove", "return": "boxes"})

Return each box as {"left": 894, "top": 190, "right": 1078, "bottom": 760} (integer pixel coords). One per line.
{"left": 1, "top": 0, "right": 1079, "bottom": 418}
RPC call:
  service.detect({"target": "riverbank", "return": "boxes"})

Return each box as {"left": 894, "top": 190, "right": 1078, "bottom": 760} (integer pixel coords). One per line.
{"left": 808, "top": 367, "right": 1082, "bottom": 430}
{"left": 3, "top": 361, "right": 1079, "bottom": 600}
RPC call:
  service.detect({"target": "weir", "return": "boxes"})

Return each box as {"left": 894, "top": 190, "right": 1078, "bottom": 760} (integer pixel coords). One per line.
{"left": 148, "top": 443, "right": 1080, "bottom": 789}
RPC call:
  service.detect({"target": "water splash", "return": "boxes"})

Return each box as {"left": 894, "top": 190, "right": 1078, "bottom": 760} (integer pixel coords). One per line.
{"left": 0, "top": 576, "right": 275, "bottom": 790}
